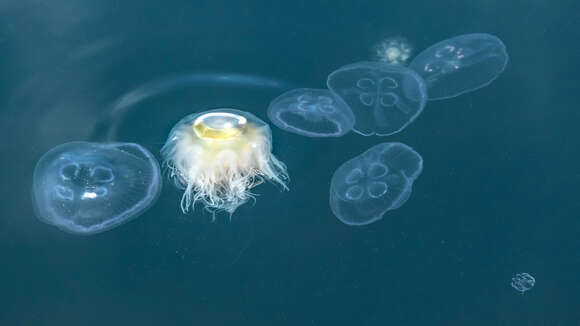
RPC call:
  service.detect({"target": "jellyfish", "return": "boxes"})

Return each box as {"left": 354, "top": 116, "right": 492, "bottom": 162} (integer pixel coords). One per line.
{"left": 408, "top": 33, "right": 508, "bottom": 100}
{"left": 511, "top": 273, "right": 535, "bottom": 293}
{"left": 373, "top": 37, "right": 413, "bottom": 65}
{"left": 32, "top": 142, "right": 162, "bottom": 235}
{"left": 267, "top": 88, "right": 355, "bottom": 137}
{"left": 161, "top": 108, "right": 289, "bottom": 214}
{"left": 327, "top": 62, "right": 427, "bottom": 136}
{"left": 330, "top": 142, "right": 423, "bottom": 225}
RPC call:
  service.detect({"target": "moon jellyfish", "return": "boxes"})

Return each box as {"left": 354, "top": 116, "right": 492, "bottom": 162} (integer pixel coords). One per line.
{"left": 327, "top": 62, "right": 427, "bottom": 136}
{"left": 267, "top": 88, "right": 355, "bottom": 137}
{"left": 409, "top": 33, "right": 508, "bottom": 100}
{"left": 511, "top": 273, "right": 535, "bottom": 293}
{"left": 330, "top": 142, "right": 423, "bottom": 226}
{"left": 32, "top": 142, "right": 162, "bottom": 235}
{"left": 373, "top": 37, "right": 412, "bottom": 65}
{"left": 161, "top": 108, "right": 288, "bottom": 214}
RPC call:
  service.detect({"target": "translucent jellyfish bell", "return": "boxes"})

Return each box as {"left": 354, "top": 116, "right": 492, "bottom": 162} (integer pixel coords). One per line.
{"left": 161, "top": 108, "right": 289, "bottom": 214}
{"left": 327, "top": 62, "right": 427, "bottom": 136}
{"left": 32, "top": 142, "right": 162, "bottom": 235}
{"left": 267, "top": 88, "right": 355, "bottom": 137}
{"left": 409, "top": 33, "right": 508, "bottom": 100}
{"left": 511, "top": 273, "right": 535, "bottom": 293}
{"left": 330, "top": 142, "right": 423, "bottom": 225}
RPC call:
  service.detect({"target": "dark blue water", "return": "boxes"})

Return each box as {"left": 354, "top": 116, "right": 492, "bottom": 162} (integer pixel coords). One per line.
{"left": 1, "top": 0, "right": 579, "bottom": 325}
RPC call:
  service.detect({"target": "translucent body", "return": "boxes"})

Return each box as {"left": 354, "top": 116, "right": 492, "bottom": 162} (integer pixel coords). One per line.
{"left": 161, "top": 108, "right": 288, "bottom": 214}
{"left": 373, "top": 37, "right": 412, "bottom": 65}
{"left": 330, "top": 142, "right": 423, "bottom": 225}
{"left": 267, "top": 88, "right": 355, "bottom": 137}
{"left": 409, "top": 33, "right": 508, "bottom": 100}
{"left": 327, "top": 62, "right": 427, "bottom": 136}
{"left": 511, "top": 273, "right": 535, "bottom": 293}
{"left": 32, "top": 142, "right": 161, "bottom": 235}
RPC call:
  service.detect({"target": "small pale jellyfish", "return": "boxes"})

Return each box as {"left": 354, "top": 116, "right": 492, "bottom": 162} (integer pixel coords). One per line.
{"left": 373, "top": 37, "right": 413, "bottom": 65}
{"left": 161, "top": 108, "right": 289, "bottom": 214}
{"left": 511, "top": 272, "right": 535, "bottom": 294}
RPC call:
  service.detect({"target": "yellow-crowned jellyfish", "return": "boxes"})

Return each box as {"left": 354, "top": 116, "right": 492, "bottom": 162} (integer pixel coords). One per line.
{"left": 161, "top": 108, "right": 289, "bottom": 214}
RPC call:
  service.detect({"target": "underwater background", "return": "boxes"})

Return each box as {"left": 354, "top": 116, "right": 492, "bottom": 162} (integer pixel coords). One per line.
{"left": 1, "top": 0, "right": 579, "bottom": 325}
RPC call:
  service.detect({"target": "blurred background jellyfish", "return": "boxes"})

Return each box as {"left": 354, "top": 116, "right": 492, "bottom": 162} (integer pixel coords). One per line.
{"left": 267, "top": 88, "right": 355, "bottom": 137}
{"left": 161, "top": 108, "right": 289, "bottom": 214}
{"left": 511, "top": 272, "right": 535, "bottom": 293}
{"left": 373, "top": 37, "right": 413, "bottom": 66}
{"left": 32, "top": 142, "right": 162, "bottom": 235}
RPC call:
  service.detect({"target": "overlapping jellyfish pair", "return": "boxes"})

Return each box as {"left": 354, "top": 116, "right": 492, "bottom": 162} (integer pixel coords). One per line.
{"left": 32, "top": 109, "right": 288, "bottom": 235}
{"left": 267, "top": 33, "right": 508, "bottom": 225}
{"left": 268, "top": 63, "right": 427, "bottom": 138}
